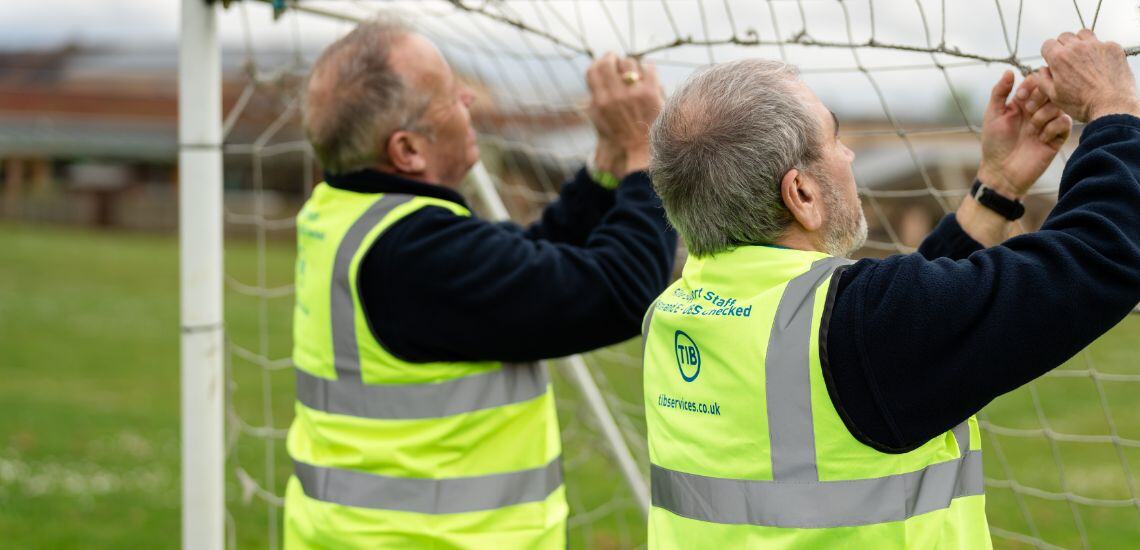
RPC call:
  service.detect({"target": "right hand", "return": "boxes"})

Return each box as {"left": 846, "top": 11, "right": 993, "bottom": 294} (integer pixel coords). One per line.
{"left": 586, "top": 53, "right": 663, "bottom": 177}
{"left": 978, "top": 71, "right": 1071, "bottom": 198}
{"left": 1039, "top": 29, "right": 1140, "bottom": 122}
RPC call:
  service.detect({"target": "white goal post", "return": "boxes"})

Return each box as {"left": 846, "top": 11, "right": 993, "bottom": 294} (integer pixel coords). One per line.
{"left": 179, "top": 0, "right": 225, "bottom": 548}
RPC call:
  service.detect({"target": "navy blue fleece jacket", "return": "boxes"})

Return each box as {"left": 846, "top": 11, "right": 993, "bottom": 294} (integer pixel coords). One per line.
{"left": 824, "top": 114, "right": 1140, "bottom": 452}
{"left": 323, "top": 168, "right": 678, "bottom": 364}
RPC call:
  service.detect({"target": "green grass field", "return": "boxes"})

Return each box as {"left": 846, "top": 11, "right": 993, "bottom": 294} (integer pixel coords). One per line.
{"left": 1, "top": 223, "right": 1137, "bottom": 549}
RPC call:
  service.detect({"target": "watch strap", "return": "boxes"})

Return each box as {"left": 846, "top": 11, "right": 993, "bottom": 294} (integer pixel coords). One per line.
{"left": 970, "top": 179, "right": 1025, "bottom": 221}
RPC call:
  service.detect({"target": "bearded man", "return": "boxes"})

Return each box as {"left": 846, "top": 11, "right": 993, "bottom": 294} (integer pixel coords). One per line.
{"left": 642, "top": 30, "right": 1140, "bottom": 548}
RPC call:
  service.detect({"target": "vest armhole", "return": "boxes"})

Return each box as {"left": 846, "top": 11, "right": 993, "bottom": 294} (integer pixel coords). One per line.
{"left": 356, "top": 202, "right": 459, "bottom": 365}
{"left": 818, "top": 264, "right": 924, "bottom": 455}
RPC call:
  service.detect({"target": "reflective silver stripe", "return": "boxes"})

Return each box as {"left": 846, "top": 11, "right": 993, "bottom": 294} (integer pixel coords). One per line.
{"left": 953, "top": 420, "right": 971, "bottom": 455}
{"left": 765, "top": 257, "right": 854, "bottom": 481}
{"left": 295, "top": 362, "right": 549, "bottom": 420}
{"left": 651, "top": 450, "right": 984, "bottom": 528}
{"left": 331, "top": 193, "right": 413, "bottom": 378}
{"left": 295, "top": 457, "right": 563, "bottom": 514}
{"left": 641, "top": 300, "right": 657, "bottom": 359}
{"left": 298, "top": 193, "right": 548, "bottom": 419}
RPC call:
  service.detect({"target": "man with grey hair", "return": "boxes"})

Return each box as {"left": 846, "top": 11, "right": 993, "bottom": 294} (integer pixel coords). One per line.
{"left": 643, "top": 30, "right": 1140, "bottom": 547}
{"left": 651, "top": 59, "right": 870, "bottom": 259}
{"left": 287, "top": 20, "right": 676, "bottom": 548}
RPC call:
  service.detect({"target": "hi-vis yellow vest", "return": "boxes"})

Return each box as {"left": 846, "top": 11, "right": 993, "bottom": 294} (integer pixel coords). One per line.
{"left": 643, "top": 246, "right": 990, "bottom": 549}
{"left": 284, "top": 184, "right": 566, "bottom": 549}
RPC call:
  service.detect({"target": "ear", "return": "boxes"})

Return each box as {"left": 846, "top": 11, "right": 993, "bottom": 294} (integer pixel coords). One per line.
{"left": 780, "top": 168, "right": 823, "bottom": 232}
{"left": 386, "top": 130, "right": 428, "bottom": 174}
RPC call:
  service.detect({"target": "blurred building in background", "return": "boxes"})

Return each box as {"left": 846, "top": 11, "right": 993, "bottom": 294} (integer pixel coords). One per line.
{"left": 0, "top": 44, "right": 180, "bottom": 228}
{"left": 0, "top": 42, "right": 307, "bottom": 232}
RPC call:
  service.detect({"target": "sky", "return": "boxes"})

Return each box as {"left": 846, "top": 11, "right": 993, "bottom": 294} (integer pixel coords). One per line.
{"left": 1, "top": 1, "right": 1136, "bottom": 49}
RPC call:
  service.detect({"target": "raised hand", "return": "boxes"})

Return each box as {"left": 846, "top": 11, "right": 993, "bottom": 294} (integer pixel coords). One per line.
{"left": 586, "top": 53, "right": 663, "bottom": 178}
{"left": 1039, "top": 29, "right": 1140, "bottom": 123}
{"left": 978, "top": 70, "right": 1072, "bottom": 198}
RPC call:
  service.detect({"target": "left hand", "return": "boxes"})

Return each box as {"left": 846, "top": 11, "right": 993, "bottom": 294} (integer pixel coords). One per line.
{"left": 978, "top": 70, "right": 1073, "bottom": 198}
{"left": 586, "top": 53, "right": 663, "bottom": 178}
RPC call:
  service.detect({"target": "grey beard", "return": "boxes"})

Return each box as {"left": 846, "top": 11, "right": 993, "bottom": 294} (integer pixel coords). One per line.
{"left": 819, "top": 182, "right": 868, "bottom": 258}
{"left": 821, "top": 211, "right": 867, "bottom": 257}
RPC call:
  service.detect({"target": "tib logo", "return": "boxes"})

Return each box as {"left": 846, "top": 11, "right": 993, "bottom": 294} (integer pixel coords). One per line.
{"left": 674, "top": 330, "right": 701, "bottom": 382}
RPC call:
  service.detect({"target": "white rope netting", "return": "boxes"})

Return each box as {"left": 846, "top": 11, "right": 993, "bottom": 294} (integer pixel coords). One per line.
{"left": 214, "top": 1, "right": 1140, "bottom": 548}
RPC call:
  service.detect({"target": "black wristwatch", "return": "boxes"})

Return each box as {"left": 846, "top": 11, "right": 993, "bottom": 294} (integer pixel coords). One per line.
{"left": 970, "top": 179, "right": 1025, "bottom": 221}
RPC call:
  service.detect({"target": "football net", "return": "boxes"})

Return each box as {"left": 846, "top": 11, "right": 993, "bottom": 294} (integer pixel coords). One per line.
{"left": 194, "top": 1, "right": 1140, "bottom": 548}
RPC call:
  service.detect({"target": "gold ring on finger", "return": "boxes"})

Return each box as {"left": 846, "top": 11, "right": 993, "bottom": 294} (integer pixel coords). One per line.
{"left": 621, "top": 71, "right": 641, "bottom": 85}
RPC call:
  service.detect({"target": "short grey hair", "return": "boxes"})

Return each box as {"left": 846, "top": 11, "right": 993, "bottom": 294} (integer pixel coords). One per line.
{"left": 303, "top": 19, "right": 432, "bottom": 175}
{"left": 649, "top": 59, "right": 822, "bottom": 257}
